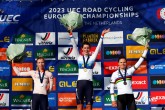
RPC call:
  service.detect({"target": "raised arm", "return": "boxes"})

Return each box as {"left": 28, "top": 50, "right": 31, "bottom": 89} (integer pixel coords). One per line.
{"left": 92, "top": 29, "right": 110, "bottom": 60}
{"left": 110, "top": 72, "right": 117, "bottom": 107}
{"left": 13, "top": 66, "right": 32, "bottom": 76}
{"left": 129, "top": 44, "right": 149, "bottom": 74}
{"left": 68, "top": 27, "right": 80, "bottom": 59}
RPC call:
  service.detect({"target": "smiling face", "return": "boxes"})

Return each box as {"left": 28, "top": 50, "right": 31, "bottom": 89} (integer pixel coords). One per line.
{"left": 82, "top": 43, "right": 91, "bottom": 56}
{"left": 118, "top": 58, "right": 127, "bottom": 70}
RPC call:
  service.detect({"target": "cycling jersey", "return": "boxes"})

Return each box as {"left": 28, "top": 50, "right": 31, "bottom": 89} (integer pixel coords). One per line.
{"left": 110, "top": 49, "right": 148, "bottom": 101}
{"left": 70, "top": 35, "right": 103, "bottom": 81}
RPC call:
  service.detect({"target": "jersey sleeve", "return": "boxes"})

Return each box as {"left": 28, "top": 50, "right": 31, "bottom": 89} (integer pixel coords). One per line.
{"left": 128, "top": 49, "right": 148, "bottom": 75}
{"left": 91, "top": 36, "right": 103, "bottom": 60}
{"left": 110, "top": 72, "right": 117, "bottom": 101}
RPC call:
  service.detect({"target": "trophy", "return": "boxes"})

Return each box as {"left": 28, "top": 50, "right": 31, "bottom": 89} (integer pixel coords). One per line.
{"left": 129, "top": 27, "right": 152, "bottom": 46}
{"left": 6, "top": 44, "right": 27, "bottom": 64}
{"left": 59, "top": 11, "right": 83, "bottom": 32}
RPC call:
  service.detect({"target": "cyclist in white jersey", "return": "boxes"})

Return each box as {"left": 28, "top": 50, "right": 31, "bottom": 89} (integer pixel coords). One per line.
{"left": 12, "top": 57, "right": 53, "bottom": 110}
{"left": 68, "top": 27, "right": 110, "bottom": 110}
{"left": 110, "top": 44, "right": 149, "bottom": 110}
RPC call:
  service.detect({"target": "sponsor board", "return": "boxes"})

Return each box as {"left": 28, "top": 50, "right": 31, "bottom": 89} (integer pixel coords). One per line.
{"left": 48, "top": 93, "right": 56, "bottom": 107}
{"left": 58, "top": 93, "right": 76, "bottom": 106}
{"left": 58, "top": 32, "right": 78, "bottom": 45}
{"left": 126, "top": 46, "right": 145, "bottom": 59}
{"left": 0, "top": 48, "right": 7, "bottom": 61}
{"left": 104, "top": 46, "right": 123, "bottom": 59}
{"left": 0, "top": 93, "right": 9, "bottom": 107}
{"left": 149, "top": 60, "right": 165, "bottom": 74}
{"left": 132, "top": 76, "right": 148, "bottom": 89}
{"left": 12, "top": 78, "right": 33, "bottom": 91}
{"left": 13, "top": 34, "right": 33, "bottom": 45}
{"left": 11, "top": 94, "right": 31, "bottom": 107}
{"left": 12, "top": 63, "right": 33, "bottom": 76}
{"left": 0, "top": 78, "right": 9, "bottom": 91}
{"left": 58, "top": 47, "right": 77, "bottom": 60}
{"left": 134, "top": 91, "right": 149, "bottom": 105}
{"left": 150, "top": 91, "right": 165, "bottom": 104}
{"left": 150, "top": 76, "right": 165, "bottom": 88}
{"left": 0, "top": 62, "right": 10, "bottom": 76}
{"left": 104, "top": 62, "right": 118, "bottom": 75}
{"left": 103, "top": 31, "right": 123, "bottom": 44}
{"left": 58, "top": 62, "right": 78, "bottom": 75}
{"left": 80, "top": 33, "right": 100, "bottom": 44}
{"left": 35, "top": 32, "right": 55, "bottom": 45}
{"left": 35, "top": 48, "right": 55, "bottom": 60}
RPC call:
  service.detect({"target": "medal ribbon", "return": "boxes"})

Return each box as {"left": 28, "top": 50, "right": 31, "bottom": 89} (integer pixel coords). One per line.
{"left": 38, "top": 70, "right": 45, "bottom": 84}
{"left": 118, "top": 68, "right": 127, "bottom": 83}
{"left": 83, "top": 56, "right": 90, "bottom": 68}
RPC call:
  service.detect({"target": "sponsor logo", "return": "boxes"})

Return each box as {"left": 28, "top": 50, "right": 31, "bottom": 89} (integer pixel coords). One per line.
{"left": 134, "top": 91, "right": 149, "bottom": 105}
{"left": 81, "top": 33, "right": 100, "bottom": 44}
{"left": 26, "top": 51, "right": 32, "bottom": 58}
{"left": 12, "top": 78, "right": 33, "bottom": 91}
{"left": 157, "top": 8, "right": 165, "bottom": 20}
{"left": 151, "top": 107, "right": 165, "bottom": 110}
{"left": 127, "top": 61, "right": 147, "bottom": 74}
{"left": 59, "top": 80, "right": 77, "bottom": 88}
{"left": 48, "top": 93, "right": 56, "bottom": 107}
{"left": 149, "top": 60, "right": 165, "bottom": 74}
{"left": 35, "top": 48, "right": 55, "bottom": 60}
{"left": 0, "top": 62, "right": 10, "bottom": 76}
{"left": 150, "top": 76, "right": 165, "bottom": 88}
{"left": 0, "top": 48, "right": 7, "bottom": 61}
{"left": 11, "top": 94, "right": 31, "bottom": 107}
{"left": 132, "top": 76, "right": 148, "bottom": 89}
{"left": 93, "top": 62, "right": 101, "bottom": 75}
{"left": 150, "top": 48, "right": 165, "bottom": 55}
{"left": 49, "top": 66, "right": 55, "bottom": 72}
{"left": 0, "top": 36, "right": 10, "bottom": 42}
{"left": 103, "top": 31, "right": 123, "bottom": 44}
{"left": 104, "top": 77, "right": 117, "bottom": 90}
{"left": 93, "top": 79, "right": 102, "bottom": 90}
{"left": 104, "top": 47, "right": 123, "bottom": 59}
{"left": 126, "top": 46, "right": 145, "bottom": 59}
{"left": 14, "top": 34, "right": 33, "bottom": 45}
{"left": 58, "top": 32, "right": 78, "bottom": 45}
{"left": 148, "top": 46, "right": 165, "bottom": 59}
{"left": 0, "top": 79, "right": 9, "bottom": 91}
{"left": 0, "top": 93, "right": 9, "bottom": 106}
{"left": 58, "top": 63, "right": 78, "bottom": 75}
{"left": 35, "top": 32, "right": 55, "bottom": 45}
{"left": 150, "top": 91, "right": 165, "bottom": 104}
{"left": 12, "top": 63, "right": 33, "bottom": 76}
{"left": 80, "top": 47, "right": 101, "bottom": 60}
{"left": 58, "top": 47, "right": 76, "bottom": 60}
{"left": 58, "top": 78, "right": 101, "bottom": 90}
{"left": 104, "top": 62, "right": 118, "bottom": 75}
{"left": 104, "top": 94, "right": 117, "bottom": 106}
{"left": 58, "top": 93, "right": 77, "bottom": 106}
{"left": 151, "top": 31, "right": 165, "bottom": 42}
{"left": 0, "top": 10, "right": 20, "bottom": 24}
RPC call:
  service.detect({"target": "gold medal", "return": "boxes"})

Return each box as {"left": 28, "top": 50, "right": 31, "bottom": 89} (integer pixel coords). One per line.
{"left": 84, "top": 68, "right": 87, "bottom": 72}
